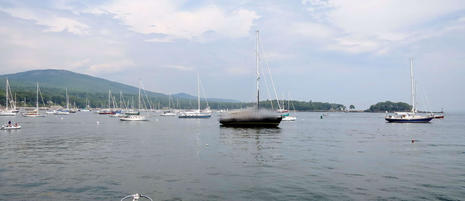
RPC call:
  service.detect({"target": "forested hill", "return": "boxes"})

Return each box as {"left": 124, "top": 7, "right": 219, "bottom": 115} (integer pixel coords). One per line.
{"left": 0, "top": 69, "right": 347, "bottom": 111}
{"left": 365, "top": 101, "right": 411, "bottom": 112}
{"left": 0, "top": 69, "right": 162, "bottom": 96}
{"left": 0, "top": 69, "right": 235, "bottom": 108}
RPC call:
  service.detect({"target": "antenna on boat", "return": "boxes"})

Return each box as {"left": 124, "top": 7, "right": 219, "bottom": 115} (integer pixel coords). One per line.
{"left": 410, "top": 58, "right": 416, "bottom": 113}
{"left": 256, "top": 30, "right": 260, "bottom": 110}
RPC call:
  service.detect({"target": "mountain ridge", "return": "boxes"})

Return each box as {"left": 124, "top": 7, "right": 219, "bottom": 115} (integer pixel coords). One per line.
{"left": 0, "top": 69, "right": 238, "bottom": 103}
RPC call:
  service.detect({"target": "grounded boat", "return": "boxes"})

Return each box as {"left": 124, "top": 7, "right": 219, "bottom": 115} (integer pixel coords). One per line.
{"left": 385, "top": 59, "right": 433, "bottom": 123}
{"left": 23, "top": 82, "right": 45, "bottom": 117}
{"left": 0, "top": 79, "right": 17, "bottom": 116}
{"left": 178, "top": 74, "right": 212, "bottom": 119}
{"left": 220, "top": 30, "right": 282, "bottom": 128}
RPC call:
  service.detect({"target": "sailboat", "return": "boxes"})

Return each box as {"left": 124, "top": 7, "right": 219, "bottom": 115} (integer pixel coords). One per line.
{"left": 219, "top": 30, "right": 282, "bottom": 127}
{"left": 55, "top": 88, "right": 70, "bottom": 115}
{"left": 80, "top": 98, "right": 91, "bottom": 112}
{"left": 23, "top": 82, "right": 45, "bottom": 117}
{"left": 178, "top": 74, "right": 212, "bottom": 118}
{"left": 0, "top": 79, "right": 17, "bottom": 116}
{"left": 282, "top": 98, "right": 296, "bottom": 121}
{"left": 99, "top": 90, "right": 116, "bottom": 115}
{"left": 161, "top": 94, "right": 176, "bottom": 116}
{"left": 120, "top": 85, "right": 147, "bottom": 121}
{"left": 385, "top": 59, "right": 433, "bottom": 123}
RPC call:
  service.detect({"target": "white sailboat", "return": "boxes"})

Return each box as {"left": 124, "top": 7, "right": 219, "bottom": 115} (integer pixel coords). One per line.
{"left": 0, "top": 79, "right": 17, "bottom": 116}
{"left": 178, "top": 73, "right": 212, "bottom": 118}
{"left": 161, "top": 94, "right": 176, "bottom": 116}
{"left": 55, "top": 88, "right": 70, "bottom": 115}
{"left": 282, "top": 98, "right": 296, "bottom": 121}
{"left": 23, "top": 82, "right": 45, "bottom": 117}
{"left": 80, "top": 98, "right": 91, "bottom": 112}
{"left": 120, "top": 85, "right": 147, "bottom": 121}
{"left": 385, "top": 59, "right": 433, "bottom": 123}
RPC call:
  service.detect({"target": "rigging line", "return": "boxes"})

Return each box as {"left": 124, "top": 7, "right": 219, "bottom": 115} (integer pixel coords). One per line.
{"left": 38, "top": 86, "right": 46, "bottom": 107}
{"left": 259, "top": 36, "right": 282, "bottom": 110}
{"left": 199, "top": 76, "right": 210, "bottom": 108}
{"left": 256, "top": 35, "right": 275, "bottom": 110}
{"left": 259, "top": 56, "right": 274, "bottom": 110}
{"left": 418, "top": 80, "right": 433, "bottom": 114}
{"left": 139, "top": 82, "right": 152, "bottom": 110}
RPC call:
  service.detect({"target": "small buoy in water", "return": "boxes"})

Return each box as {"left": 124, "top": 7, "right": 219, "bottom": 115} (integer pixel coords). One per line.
{"left": 60, "top": 117, "right": 64, "bottom": 120}
{"left": 96, "top": 121, "right": 100, "bottom": 125}
{"left": 411, "top": 139, "right": 415, "bottom": 143}
{"left": 205, "top": 144, "right": 208, "bottom": 146}
{"left": 320, "top": 115, "right": 323, "bottom": 119}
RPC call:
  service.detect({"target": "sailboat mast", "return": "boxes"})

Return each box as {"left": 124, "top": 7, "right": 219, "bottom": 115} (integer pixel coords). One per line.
{"left": 66, "top": 88, "right": 69, "bottom": 110}
{"left": 5, "top": 79, "right": 8, "bottom": 110}
{"left": 197, "top": 73, "right": 200, "bottom": 112}
{"left": 36, "top": 82, "right": 39, "bottom": 111}
{"left": 108, "top": 90, "right": 111, "bottom": 109}
{"left": 410, "top": 58, "right": 415, "bottom": 113}
{"left": 256, "top": 30, "right": 260, "bottom": 110}
{"left": 138, "top": 86, "right": 141, "bottom": 110}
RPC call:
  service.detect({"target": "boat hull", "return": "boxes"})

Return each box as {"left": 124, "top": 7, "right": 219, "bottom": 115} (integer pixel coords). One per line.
{"left": 178, "top": 115, "right": 211, "bottom": 118}
{"left": 385, "top": 117, "right": 433, "bottom": 123}
{"left": 23, "top": 114, "right": 45, "bottom": 117}
{"left": 220, "top": 116, "right": 282, "bottom": 128}
{"left": 119, "top": 115, "right": 147, "bottom": 121}
{"left": 1, "top": 125, "right": 21, "bottom": 130}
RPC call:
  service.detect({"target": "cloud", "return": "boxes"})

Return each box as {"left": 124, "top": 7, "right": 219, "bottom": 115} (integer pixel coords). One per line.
{"left": 0, "top": 7, "right": 89, "bottom": 35}
{"left": 161, "top": 65, "right": 193, "bottom": 71}
{"left": 297, "top": 0, "right": 465, "bottom": 54}
{"left": 91, "top": 0, "right": 259, "bottom": 41}
{"left": 87, "top": 59, "right": 135, "bottom": 74}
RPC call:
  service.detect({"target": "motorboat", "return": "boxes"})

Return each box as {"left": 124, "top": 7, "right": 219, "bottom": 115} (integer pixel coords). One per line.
{"left": 1, "top": 123, "right": 21, "bottom": 130}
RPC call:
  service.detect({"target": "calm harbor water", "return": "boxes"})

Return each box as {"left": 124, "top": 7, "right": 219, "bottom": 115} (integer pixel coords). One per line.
{"left": 0, "top": 112, "right": 464, "bottom": 200}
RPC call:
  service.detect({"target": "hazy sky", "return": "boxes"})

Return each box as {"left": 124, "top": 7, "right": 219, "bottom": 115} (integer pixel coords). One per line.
{"left": 1, "top": 0, "right": 464, "bottom": 111}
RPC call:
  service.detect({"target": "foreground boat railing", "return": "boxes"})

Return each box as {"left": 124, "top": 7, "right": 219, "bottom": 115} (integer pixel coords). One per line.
{"left": 121, "top": 193, "right": 153, "bottom": 201}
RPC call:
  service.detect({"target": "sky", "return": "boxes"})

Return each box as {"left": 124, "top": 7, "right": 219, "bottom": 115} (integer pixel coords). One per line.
{"left": 0, "top": 0, "right": 464, "bottom": 111}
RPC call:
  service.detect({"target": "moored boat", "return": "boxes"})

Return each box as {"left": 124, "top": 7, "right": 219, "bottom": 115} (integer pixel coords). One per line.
{"left": 0, "top": 79, "right": 17, "bottom": 116}
{"left": 178, "top": 74, "right": 212, "bottom": 119}
{"left": 119, "top": 85, "right": 147, "bottom": 121}
{"left": 385, "top": 59, "right": 433, "bottom": 123}
{"left": 23, "top": 83, "right": 45, "bottom": 117}
{"left": 219, "top": 30, "right": 282, "bottom": 128}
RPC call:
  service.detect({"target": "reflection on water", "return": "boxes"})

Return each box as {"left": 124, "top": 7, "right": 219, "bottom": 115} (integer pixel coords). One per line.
{"left": 0, "top": 112, "right": 464, "bottom": 200}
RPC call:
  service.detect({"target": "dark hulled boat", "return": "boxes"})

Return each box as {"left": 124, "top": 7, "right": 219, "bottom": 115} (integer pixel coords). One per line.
{"left": 385, "top": 112, "right": 433, "bottom": 123}
{"left": 384, "top": 58, "right": 434, "bottom": 123}
{"left": 219, "top": 110, "right": 282, "bottom": 128}
{"left": 219, "top": 30, "right": 282, "bottom": 128}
